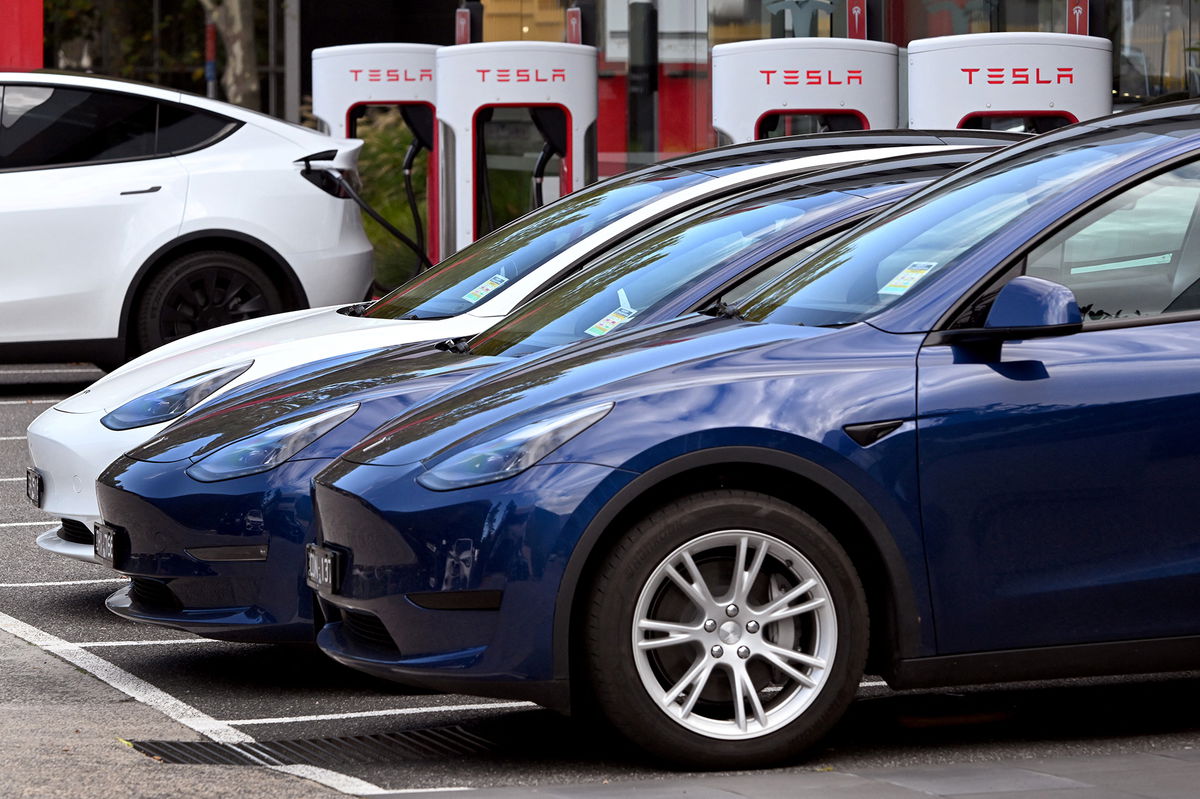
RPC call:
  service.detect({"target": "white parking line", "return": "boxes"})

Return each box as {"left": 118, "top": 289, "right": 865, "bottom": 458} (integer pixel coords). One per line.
{"left": 0, "top": 609, "right": 251, "bottom": 743}
{"left": 46, "top": 638, "right": 219, "bottom": 649}
{"left": 0, "top": 477, "right": 24, "bottom": 482}
{"left": 0, "top": 609, "right": 391, "bottom": 795}
{"left": 378, "top": 788, "right": 472, "bottom": 795}
{"left": 0, "top": 521, "right": 53, "bottom": 528}
{"left": 0, "top": 436, "right": 26, "bottom": 441}
{"left": 267, "top": 765, "right": 396, "bottom": 796}
{"left": 0, "top": 399, "right": 58, "bottom": 405}
{"left": 221, "top": 701, "right": 537, "bottom": 727}
{"left": 860, "top": 680, "right": 889, "bottom": 688}
{"left": 0, "top": 368, "right": 98, "bottom": 374}
{"left": 0, "top": 578, "right": 126, "bottom": 588}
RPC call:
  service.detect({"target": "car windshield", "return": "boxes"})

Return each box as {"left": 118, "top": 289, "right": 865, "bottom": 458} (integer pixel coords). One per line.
{"left": 362, "top": 168, "right": 713, "bottom": 321}
{"left": 467, "top": 186, "right": 863, "bottom": 358}
{"left": 735, "top": 130, "right": 1176, "bottom": 327}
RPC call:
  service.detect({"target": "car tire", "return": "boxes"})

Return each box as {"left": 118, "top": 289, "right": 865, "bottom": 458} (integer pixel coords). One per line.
{"left": 135, "top": 251, "right": 284, "bottom": 353}
{"left": 585, "top": 489, "right": 868, "bottom": 769}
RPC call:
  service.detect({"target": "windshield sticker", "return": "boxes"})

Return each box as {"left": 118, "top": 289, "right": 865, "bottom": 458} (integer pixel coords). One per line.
{"left": 879, "top": 262, "right": 936, "bottom": 296}
{"left": 585, "top": 305, "right": 638, "bottom": 337}
{"left": 462, "top": 274, "right": 509, "bottom": 304}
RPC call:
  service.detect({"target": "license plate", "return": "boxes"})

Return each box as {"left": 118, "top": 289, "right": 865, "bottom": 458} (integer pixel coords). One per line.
{"left": 25, "top": 467, "right": 42, "bottom": 508}
{"left": 94, "top": 523, "right": 116, "bottom": 565}
{"left": 306, "top": 544, "right": 339, "bottom": 593}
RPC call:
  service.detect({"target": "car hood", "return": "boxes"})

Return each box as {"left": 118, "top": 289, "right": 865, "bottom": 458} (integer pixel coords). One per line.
{"left": 54, "top": 306, "right": 463, "bottom": 415}
{"left": 344, "top": 314, "right": 840, "bottom": 467}
{"left": 128, "top": 343, "right": 507, "bottom": 464}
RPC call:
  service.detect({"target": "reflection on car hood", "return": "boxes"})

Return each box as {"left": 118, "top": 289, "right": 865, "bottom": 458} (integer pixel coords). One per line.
{"left": 128, "top": 343, "right": 506, "bottom": 463}
{"left": 53, "top": 306, "right": 442, "bottom": 415}
{"left": 344, "top": 315, "right": 837, "bottom": 467}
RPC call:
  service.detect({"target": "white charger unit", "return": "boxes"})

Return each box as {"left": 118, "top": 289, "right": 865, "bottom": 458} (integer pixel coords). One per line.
{"left": 712, "top": 38, "right": 900, "bottom": 144}
{"left": 907, "top": 33, "right": 1112, "bottom": 131}
{"left": 435, "top": 42, "right": 598, "bottom": 254}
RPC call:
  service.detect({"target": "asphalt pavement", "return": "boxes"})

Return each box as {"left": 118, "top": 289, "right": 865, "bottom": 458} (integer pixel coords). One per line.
{"left": 1, "top": 363, "right": 1198, "bottom": 798}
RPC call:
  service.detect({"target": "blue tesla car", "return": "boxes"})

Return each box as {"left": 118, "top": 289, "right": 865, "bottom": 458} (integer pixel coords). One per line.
{"left": 307, "top": 101, "right": 1200, "bottom": 768}
{"left": 92, "top": 147, "right": 994, "bottom": 643}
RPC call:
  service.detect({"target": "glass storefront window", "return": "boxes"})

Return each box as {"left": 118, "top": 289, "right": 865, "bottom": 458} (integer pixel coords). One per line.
{"left": 475, "top": 0, "right": 1200, "bottom": 188}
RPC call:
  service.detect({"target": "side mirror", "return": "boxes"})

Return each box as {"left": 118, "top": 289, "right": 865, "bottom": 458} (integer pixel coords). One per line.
{"left": 934, "top": 276, "right": 1082, "bottom": 346}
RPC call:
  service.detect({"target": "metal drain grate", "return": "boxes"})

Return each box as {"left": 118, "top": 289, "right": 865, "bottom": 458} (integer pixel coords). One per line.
{"left": 131, "top": 725, "right": 496, "bottom": 767}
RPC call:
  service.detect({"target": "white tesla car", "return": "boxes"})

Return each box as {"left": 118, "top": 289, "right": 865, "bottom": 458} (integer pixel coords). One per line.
{"left": 25, "top": 138, "right": 995, "bottom": 563}
{"left": 0, "top": 71, "right": 374, "bottom": 368}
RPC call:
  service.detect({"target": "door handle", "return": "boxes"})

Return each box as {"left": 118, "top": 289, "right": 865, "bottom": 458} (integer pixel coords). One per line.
{"left": 120, "top": 186, "right": 161, "bottom": 195}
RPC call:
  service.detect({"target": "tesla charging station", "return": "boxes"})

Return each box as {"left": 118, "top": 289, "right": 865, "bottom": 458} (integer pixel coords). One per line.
{"left": 712, "top": 38, "right": 899, "bottom": 144}
{"left": 312, "top": 43, "right": 441, "bottom": 262}
{"left": 907, "top": 33, "right": 1112, "bottom": 132}
{"left": 435, "top": 41, "right": 598, "bottom": 255}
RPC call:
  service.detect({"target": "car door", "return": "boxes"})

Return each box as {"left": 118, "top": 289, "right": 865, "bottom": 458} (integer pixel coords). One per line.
{"left": 916, "top": 158, "right": 1200, "bottom": 654}
{"left": 0, "top": 83, "right": 188, "bottom": 344}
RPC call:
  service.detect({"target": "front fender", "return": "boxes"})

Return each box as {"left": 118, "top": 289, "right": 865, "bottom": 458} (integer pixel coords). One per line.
{"left": 551, "top": 441, "right": 930, "bottom": 685}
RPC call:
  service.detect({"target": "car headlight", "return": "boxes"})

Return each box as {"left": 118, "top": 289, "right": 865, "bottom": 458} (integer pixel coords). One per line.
{"left": 101, "top": 361, "right": 253, "bottom": 431}
{"left": 185, "top": 403, "right": 359, "bottom": 482}
{"left": 416, "top": 403, "right": 613, "bottom": 491}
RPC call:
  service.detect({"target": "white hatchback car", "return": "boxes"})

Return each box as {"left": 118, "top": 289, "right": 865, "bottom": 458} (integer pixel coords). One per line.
{"left": 0, "top": 72, "right": 374, "bottom": 368}
{"left": 25, "top": 139, "right": 987, "bottom": 563}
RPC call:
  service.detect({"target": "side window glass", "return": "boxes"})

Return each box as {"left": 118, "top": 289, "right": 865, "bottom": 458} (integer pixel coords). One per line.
{"left": 0, "top": 85, "right": 157, "bottom": 169}
{"left": 156, "top": 104, "right": 236, "bottom": 153}
{"left": 1024, "top": 162, "right": 1200, "bottom": 324}
{"left": 723, "top": 238, "right": 828, "bottom": 307}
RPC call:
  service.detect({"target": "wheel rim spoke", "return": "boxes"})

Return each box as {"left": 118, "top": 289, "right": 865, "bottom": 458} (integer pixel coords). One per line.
{"left": 761, "top": 648, "right": 818, "bottom": 689}
{"left": 729, "top": 667, "right": 747, "bottom": 731}
{"left": 223, "top": 277, "right": 249, "bottom": 307}
{"left": 680, "top": 549, "right": 717, "bottom": 605}
{"left": 735, "top": 663, "right": 768, "bottom": 729}
{"left": 234, "top": 294, "right": 268, "bottom": 316}
{"left": 664, "top": 550, "right": 716, "bottom": 609}
{"left": 765, "top": 595, "right": 827, "bottom": 622}
{"left": 756, "top": 577, "right": 817, "bottom": 617}
{"left": 679, "top": 662, "right": 714, "bottom": 719}
{"left": 736, "top": 536, "right": 769, "bottom": 603}
{"left": 636, "top": 619, "right": 702, "bottom": 650}
{"left": 661, "top": 655, "right": 712, "bottom": 710}
{"left": 763, "top": 641, "right": 827, "bottom": 671}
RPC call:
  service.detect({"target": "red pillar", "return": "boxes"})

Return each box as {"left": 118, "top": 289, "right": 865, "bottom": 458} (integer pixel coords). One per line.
{"left": 0, "top": 0, "right": 43, "bottom": 69}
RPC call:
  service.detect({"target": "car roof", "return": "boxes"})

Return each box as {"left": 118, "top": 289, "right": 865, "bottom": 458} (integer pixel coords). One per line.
{"left": 0, "top": 70, "right": 318, "bottom": 136}
{"left": 0, "top": 70, "right": 184, "bottom": 102}
{"left": 656, "top": 129, "right": 1026, "bottom": 177}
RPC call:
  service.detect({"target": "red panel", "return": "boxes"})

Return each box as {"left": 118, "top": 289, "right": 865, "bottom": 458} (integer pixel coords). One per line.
{"left": 597, "top": 74, "right": 628, "bottom": 178}
{"left": 455, "top": 9, "right": 472, "bottom": 45}
{"left": 0, "top": 0, "right": 43, "bottom": 70}
{"left": 847, "top": 0, "right": 868, "bottom": 39}
{"left": 657, "top": 66, "right": 714, "bottom": 155}
{"left": 1067, "top": 0, "right": 1089, "bottom": 36}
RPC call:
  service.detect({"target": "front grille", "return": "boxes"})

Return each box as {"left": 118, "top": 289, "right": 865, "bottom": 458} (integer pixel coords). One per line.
{"left": 129, "top": 578, "right": 182, "bottom": 612}
{"left": 58, "top": 519, "right": 93, "bottom": 545}
{"left": 342, "top": 609, "right": 399, "bottom": 653}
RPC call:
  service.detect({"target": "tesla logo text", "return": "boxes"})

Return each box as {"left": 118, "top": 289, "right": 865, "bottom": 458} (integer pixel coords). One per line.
{"left": 476, "top": 68, "right": 567, "bottom": 83}
{"left": 961, "top": 67, "right": 1074, "bottom": 85}
{"left": 760, "top": 69, "right": 864, "bottom": 86}
{"left": 348, "top": 68, "right": 433, "bottom": 82}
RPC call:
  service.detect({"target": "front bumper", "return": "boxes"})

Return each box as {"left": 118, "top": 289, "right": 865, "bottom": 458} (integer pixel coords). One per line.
{"left": 95, "top": 456, "right": 331, "bottom": 643}
{"left": 26, "top": 406, "right": 163, "bottom": 555}
{"left": 35, "top": 524, "right": 99, "bottom": 564}
{"left": 312, "top": 457, "right": 637, "bottom": 704}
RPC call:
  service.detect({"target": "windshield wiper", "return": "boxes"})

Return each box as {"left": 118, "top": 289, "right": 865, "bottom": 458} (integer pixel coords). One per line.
{"left": 435, "top": 337, "right": 473, "bottom": 354}
{"left": 337, "top": 302, "right": 371, "bottom": 317}
{"left": 702, "top": 300, "right": 744, "bottom": 320}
